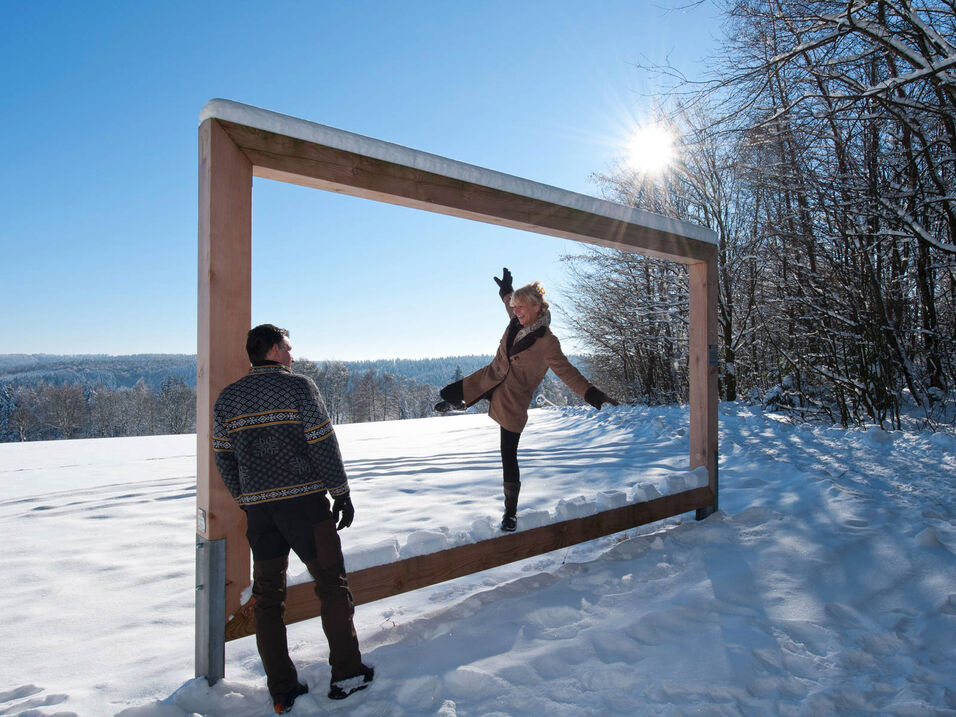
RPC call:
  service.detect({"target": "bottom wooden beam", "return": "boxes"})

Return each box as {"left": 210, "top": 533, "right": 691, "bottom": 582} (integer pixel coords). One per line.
{"left": 224, "top": 486, "right": 714, "bottom": 641}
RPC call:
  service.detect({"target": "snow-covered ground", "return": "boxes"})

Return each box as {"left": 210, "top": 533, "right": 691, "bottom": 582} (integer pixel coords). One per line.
{"left": 0, "top": 404, "right": 954, "bottom": 716}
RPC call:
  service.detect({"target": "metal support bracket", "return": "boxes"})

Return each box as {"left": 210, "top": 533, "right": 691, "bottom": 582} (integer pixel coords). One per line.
{"left": 195, "top": 535, "right": 226, "bottom": 684}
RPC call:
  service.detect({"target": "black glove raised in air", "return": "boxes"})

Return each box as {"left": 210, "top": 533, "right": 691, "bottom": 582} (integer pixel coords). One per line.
{"left": 494, "top": 267, "right": 513, "bottom": 297}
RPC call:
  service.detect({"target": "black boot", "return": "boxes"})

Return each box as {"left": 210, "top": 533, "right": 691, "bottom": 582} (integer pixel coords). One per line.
{"left": 328, "top": 664, "right": 374, "bottom": 700}
{"left": 501, "top": 481, "right": 520, "bottom": 532}
{"left": 434, "top": 400, "right": 466, "bottom": 413}
{"left": 273, "top": 682, "right": 308, "bottom": 713}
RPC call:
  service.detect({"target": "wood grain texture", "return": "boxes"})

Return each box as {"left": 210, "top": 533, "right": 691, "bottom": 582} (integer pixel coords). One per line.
{"left": 689, "top": 257, "right": 719, "bottom": 511}
{"left": 197, "top": 118, "right": 254, "bottom": 615}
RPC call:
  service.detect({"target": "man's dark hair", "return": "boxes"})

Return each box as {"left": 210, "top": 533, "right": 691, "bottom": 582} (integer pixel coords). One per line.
{"left": 246, "top": 324, "right": 289, "bottom": 363}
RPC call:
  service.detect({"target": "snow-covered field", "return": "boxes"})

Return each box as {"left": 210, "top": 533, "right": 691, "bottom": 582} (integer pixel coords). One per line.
{"left": 1, "top": 404, "right": 954, "bottom": 716}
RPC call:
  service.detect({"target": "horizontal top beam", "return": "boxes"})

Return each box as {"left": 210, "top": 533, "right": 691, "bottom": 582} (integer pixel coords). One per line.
{"left": 200, "top": 99, "right": 717, "bottom": 264}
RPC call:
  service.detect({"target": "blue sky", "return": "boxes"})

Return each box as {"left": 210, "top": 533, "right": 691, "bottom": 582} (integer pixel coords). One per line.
{"left": 1, "top": 1, "right": 720, "bottom": 360}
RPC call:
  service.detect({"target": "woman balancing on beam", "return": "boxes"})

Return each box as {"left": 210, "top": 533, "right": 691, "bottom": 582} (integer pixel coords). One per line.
{"left": 435, "top": 268, "right": 619, "bottom": 532}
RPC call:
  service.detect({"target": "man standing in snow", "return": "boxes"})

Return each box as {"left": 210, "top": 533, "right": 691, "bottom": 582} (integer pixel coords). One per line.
{"left": 212, "top": 324, "right": 373, "bottom": 712}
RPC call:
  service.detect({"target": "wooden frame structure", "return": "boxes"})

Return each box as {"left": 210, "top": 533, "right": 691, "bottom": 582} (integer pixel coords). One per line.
{"left": 196, "top": 99, "right": 719, "bottom": 682}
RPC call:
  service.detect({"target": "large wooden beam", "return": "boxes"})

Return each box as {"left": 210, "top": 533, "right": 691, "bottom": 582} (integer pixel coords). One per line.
{"left": 199, "top": 100, "right": 716, "bottom": 265}
{"left": 197, "top": 117, "right": 253, "bottom": 617}
{"left": 689, "top": 256, "right": 719, "bottom": 516}
{"left": 221, "top": 121, "right": 711, "bottom": 264}
{"left": 224, "top": 486, "right": 714, "bottom": 640}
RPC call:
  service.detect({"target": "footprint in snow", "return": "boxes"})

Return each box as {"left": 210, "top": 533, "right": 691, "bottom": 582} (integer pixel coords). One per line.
{"left": 0, "top": 685, "right": 72, "bottom": 715}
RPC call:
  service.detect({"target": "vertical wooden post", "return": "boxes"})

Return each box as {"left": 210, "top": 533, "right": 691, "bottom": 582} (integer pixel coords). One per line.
{"left": 689, "top": 254, "right": 719, "bottom": 518}
{"left": 196, "top": 118, "right": 252, "bottom": 683}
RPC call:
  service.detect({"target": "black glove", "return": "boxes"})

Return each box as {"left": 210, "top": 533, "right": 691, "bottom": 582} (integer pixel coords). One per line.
{"left": 332, "top": 493, "right": 354, "bottom": 530}
{"left": 494, "top": 267, "right": 513, "bottom": 297}
{"left": 585, "top": 387, "right": 619, "bottom": 410}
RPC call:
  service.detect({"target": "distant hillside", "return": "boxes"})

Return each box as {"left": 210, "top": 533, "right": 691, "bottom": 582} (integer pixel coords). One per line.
{"left": 0, "top": 353, "right": 594, "bottom": 442}
{"left": 0, "top": 354, "right": 494, "bottom": 390}
{"left": 0, "top": 354, "right": 197, "bottom": 391}
{"left": 333, "top": 355, "right": 493, "bottom": 387}
{"left": 0, "top": 352, "right": 589, "bottom": 391}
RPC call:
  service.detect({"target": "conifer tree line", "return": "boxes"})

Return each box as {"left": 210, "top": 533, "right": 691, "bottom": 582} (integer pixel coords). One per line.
{"left": 561, "top": 0, "right": 955, "bottom": 428}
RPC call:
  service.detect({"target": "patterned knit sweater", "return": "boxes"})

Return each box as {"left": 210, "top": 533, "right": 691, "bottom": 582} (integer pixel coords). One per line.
{"left": 212, "top": 363, "right": 349, "bottom": 506}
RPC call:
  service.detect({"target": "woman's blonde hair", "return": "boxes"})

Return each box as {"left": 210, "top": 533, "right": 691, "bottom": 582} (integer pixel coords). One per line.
{"left": 511, "top": 281, "right": 549, "bottom": 312}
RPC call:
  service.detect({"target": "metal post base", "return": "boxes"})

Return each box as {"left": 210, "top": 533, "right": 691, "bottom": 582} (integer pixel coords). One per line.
{"left": 195, "top": 535, "right": 226, "bottom": 684}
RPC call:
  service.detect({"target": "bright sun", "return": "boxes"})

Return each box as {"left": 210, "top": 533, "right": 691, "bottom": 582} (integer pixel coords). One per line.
{"left": 625, "top": 124, "right": 676, "bottom": 175}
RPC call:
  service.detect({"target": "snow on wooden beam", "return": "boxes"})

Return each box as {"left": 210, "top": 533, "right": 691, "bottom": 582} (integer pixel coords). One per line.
{"left": 224, "top": 486, "right": 715, "bottom": 641}
{"left": 200, "top": 99, "right": 717, "bottom": 264}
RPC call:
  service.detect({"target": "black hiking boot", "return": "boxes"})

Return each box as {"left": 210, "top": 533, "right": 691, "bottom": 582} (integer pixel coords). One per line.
{"left": 273, "top": 682, "right": 308, "bottom": 714}
{"left": 434, "top": 400, "right": 466, "bottom": 413}
{"left": 328, "top": 664, "right": 375, "bottom": 700}
{"left": 500, "top": 481, "right": 520, "bottom": 531}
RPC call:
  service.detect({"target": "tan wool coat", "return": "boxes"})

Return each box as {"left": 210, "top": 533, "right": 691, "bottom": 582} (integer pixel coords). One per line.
{"left": 461, "top": 294, "right": 593, "bottom": 433}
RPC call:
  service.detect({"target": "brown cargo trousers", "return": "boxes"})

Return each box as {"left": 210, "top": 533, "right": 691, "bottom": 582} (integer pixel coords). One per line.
{"left": 245, "top": 492, "right": 363, "bottom": 699}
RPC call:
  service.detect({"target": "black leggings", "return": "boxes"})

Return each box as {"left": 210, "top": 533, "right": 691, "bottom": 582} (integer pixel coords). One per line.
{"left": 501, "top": 427, "right": 521, "bottom": 484}
{"left": 442, "top": 380, "right": 521, "bottom": 484}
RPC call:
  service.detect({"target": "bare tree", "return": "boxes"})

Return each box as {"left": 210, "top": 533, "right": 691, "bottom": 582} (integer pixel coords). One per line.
{"left": 158, "top": 376, "right": 195, "bottom": 434}
{"left": 575, "top": 0, "right": 956, "bottom": 425}
{"left": 560, "top": 247, "right": 689, "bottom": 403}
{"left": 36, "top": 384, "right": 88, "bottom": 439}
{"left": 298, "top": 359, "right": 351, "bottom": 424}
{"left": 3, "top": 384, "right": 40, "bottom": 441}
{"left": 725, "top": 0, "right": 953, "bottom": 416}
{"left": 351, "top": 370, "right": 378, "bottom": 423}
{"left": 89, "top": 385, "right": 123, "bottom": 437}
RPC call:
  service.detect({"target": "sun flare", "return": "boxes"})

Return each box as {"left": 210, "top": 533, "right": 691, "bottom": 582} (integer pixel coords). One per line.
{"left": 625, "top": 123, "right": 676, "bottom": 175}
